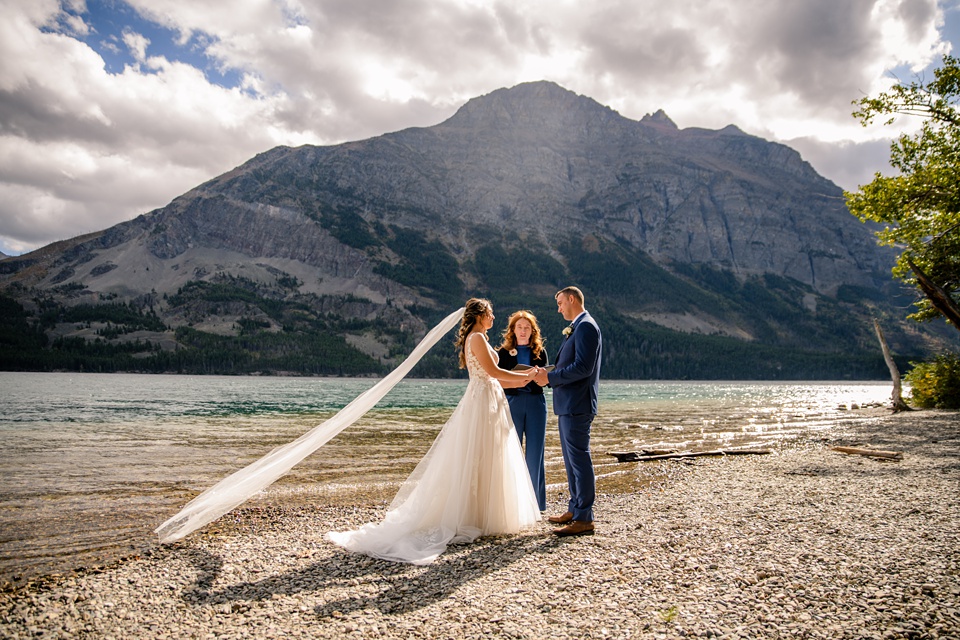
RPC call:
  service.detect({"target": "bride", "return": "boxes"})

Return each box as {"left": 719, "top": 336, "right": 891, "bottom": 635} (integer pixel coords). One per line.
{"left": 325, "top": 298, "right": 543, "bottom": 564}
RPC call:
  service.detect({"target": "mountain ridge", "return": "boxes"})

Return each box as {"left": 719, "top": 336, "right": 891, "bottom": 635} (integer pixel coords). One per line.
{"left": 1, "top": 80, "right": 949, "bottom": 378}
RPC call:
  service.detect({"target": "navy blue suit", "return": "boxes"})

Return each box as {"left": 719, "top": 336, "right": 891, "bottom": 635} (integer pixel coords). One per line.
{"left": 547, "top": 311, "right": 601, "bottom": 522}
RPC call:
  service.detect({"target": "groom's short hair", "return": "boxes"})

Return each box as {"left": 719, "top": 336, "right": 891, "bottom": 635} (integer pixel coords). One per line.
{"left": 556, "top": 286, "right": 584, "bottom": 305}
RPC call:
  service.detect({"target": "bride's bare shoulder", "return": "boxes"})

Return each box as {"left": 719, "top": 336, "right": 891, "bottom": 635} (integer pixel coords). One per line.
{"left": 465, "top": 331, "right": 488, "bottom": 352}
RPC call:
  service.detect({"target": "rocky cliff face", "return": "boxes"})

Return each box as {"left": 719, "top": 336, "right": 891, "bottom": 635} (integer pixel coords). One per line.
{"left": 4, "top": 81, "right": 888, "bottom": 295}
{"left": 2, "top": 81, "right": 934, "bottom": 376}
{"left": 188, "top": 80, "right": 887, "bottom": 294}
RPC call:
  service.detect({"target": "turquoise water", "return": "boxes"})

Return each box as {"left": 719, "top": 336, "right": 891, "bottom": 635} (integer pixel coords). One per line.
{"left": 0, "top": 373, "right": 894, "bottom": 586}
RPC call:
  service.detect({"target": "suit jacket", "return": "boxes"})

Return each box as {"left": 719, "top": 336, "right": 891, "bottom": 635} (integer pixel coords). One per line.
{"left": 496, "top": 346, "right": 548, "bottom": 395}
{"left": 547, "top": 311, "right": 602, "bottom": 416}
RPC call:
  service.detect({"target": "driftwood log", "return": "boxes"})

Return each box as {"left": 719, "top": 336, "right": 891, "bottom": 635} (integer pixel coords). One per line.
{"left": 831, "top": 446, "right": 903, "bottom": 461}
{"left": 609, "top": 449, "right": 771, "bottom": 462}
{"left": 615, "top": 448, "right": 678, "bottom": 458}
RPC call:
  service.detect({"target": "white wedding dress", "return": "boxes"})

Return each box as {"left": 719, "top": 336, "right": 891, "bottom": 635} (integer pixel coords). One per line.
{"left": 325, "top": 336, "right": 541, "bottom": 564}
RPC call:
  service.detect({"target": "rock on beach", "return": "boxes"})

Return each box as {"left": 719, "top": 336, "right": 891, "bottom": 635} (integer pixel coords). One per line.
{"left": 1, "top": 410, "right": 958, "bottom": 639}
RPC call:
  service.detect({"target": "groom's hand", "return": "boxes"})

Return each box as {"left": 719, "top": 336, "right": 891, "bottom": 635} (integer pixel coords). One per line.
{"left": 533, "top": 369, "right": 549, "bottom": 386}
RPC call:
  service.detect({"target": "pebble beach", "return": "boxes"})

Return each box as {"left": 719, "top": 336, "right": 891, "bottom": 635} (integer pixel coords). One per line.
{"left": 2, "top": 408, "right": 958, "bottom": 639}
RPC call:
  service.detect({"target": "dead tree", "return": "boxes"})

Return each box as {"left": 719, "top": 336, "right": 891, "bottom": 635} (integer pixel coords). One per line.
{"left": 872, "top": 318, "right": 911, "bottom": 413}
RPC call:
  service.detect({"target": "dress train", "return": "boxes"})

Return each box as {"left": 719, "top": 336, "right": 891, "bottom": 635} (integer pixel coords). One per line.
{"left": 325, "top": 338, "right": 540, "bottom": 564}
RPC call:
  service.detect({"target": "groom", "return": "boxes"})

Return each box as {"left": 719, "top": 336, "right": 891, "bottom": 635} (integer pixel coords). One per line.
{"left": 534, "top": 286, "right": 602, "bottom": 537}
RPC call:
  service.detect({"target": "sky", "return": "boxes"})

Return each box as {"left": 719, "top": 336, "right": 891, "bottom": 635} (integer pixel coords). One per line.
{"left": 0, "top": 0, "right": 958, "bottom": 257}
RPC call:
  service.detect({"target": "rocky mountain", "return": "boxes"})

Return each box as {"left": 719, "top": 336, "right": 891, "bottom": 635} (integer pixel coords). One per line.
{"left": 0, "top": 81, "right": 949, "bottom": 378}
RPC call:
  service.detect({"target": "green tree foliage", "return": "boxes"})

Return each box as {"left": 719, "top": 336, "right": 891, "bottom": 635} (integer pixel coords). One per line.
{"left": 0, "top": 226, "right": 937, "bottom": 380}
{"left": 0, "top": 286, "right": 387, "bottom": 376}
{"left": 472, "top": 244, "right": 566, "bottom": 291}
{"left": 172, "top": 326, "right": 382, "bottom": 375}
{"left": 592, "top": 309, "right": 896, "bottom": 380}
{"left": 313, "top": 202, "right": 379, "bottom": 249}
{"left": 373, "top": 226, "right": 463, "bottom": 303}
{"left": 57, "top": 302, "right": 166, "bottom": 332}
{"left": 904, "top": 353, "right": 960, "bottom": 409}
{"left": 846, "top": 55, "right": 960, "bottom": 330}
{"left": 0, "top": 286, "right": 916, "bottom": 379}
{"left": 0, "top": 295, "right": 47, "bottom": 358}
{"left": 561, "top": 236, "right": 699, "bottom": 312}
{"left": 168, "top": 278, "right": 286, "bottom": 320}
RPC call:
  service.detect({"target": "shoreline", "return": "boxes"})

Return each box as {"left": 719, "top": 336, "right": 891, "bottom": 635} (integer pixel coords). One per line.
{"left": 2, "top": 410, "right": 958, "bottom": 639}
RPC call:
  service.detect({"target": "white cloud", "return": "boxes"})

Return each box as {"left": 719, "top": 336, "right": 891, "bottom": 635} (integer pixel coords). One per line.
{"left": 122, "top": 29, "right": 149, "bottom": 63}
{"left": 786, "top": 136, "right": 896, "bottom": 192}
{"left": 0, "top": 0, "right": 953, "bottom": 255}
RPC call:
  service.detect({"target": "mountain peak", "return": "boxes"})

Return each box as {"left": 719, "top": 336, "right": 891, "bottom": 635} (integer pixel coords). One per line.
{"left": 719, "top": 123, "right": 748, "bottom": 136}
{"left": 460, "top": 80, "right": 584, "bottom": 109}
{"left": 640, "top": 109, "right": 678, "bottom": 130}
{"left": 441, "top": 80, "right": 622, "bottom": 132}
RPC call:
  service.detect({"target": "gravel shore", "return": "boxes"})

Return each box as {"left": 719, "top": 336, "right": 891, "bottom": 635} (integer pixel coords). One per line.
{"left": 2, "top": 409, "right": 958, "bottom": 639}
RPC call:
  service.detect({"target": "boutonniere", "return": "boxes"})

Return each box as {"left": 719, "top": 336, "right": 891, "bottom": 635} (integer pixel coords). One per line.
{"left": 508, "top": 348, "right": 517, "bottom": 356}
{"left": 562, "top": 326, "right": 573, "bottom": 337}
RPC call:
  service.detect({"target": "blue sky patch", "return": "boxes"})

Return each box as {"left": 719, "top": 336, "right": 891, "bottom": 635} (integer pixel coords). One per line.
{"left": 45, "top": 0, "right": 244, "bottom": 88}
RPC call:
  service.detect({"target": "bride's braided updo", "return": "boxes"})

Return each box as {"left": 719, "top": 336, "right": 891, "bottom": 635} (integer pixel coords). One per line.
{"left": 455, "top": 298, "right": 492, "bottom": 369}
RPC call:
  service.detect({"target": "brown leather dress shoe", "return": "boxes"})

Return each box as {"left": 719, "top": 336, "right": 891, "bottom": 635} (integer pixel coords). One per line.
{"left": 547, "top": 511, "right": 574, "bottom": 524}
{"left": 553, "top": 520, "right": 595, "bottom": 537}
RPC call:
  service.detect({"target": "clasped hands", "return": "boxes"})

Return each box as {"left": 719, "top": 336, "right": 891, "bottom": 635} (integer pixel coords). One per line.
{"left": 525, "top": 366, "right": 550, "bottom": 387}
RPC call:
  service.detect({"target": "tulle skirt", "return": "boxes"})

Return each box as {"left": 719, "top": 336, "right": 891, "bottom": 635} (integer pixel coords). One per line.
{"left": 325, "top": 376, "right": 541, "bottom": 564}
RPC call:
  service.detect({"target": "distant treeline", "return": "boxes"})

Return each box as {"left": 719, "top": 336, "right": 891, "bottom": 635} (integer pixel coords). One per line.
{"left": 0, "top": 250, "right": 921, "bottom": 380}
{"left": 0, "top": 292, "right": 388, "bottom": 376}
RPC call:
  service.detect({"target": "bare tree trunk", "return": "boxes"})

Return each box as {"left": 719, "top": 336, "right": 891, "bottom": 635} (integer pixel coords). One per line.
{"left": 873, "top": 318, "right": 911, "bottom": 413}
{"left": 907, "top": 257, "right": 960, "bottom": 333}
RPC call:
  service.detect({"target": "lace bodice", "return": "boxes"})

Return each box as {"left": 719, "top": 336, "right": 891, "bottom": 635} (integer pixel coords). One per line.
{"left": 465, "top": 335, "right": 497, "bottom": 382}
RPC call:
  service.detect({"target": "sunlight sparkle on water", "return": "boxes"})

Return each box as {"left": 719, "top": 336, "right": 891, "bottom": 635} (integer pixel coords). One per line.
{"left": 0, "top": 374, "right": 896, "bottom": 585}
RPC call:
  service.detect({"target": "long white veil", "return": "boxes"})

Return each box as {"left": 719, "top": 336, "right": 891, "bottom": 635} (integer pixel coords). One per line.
{"left": 155, "top": 307, "right": 464, "bottom": 544}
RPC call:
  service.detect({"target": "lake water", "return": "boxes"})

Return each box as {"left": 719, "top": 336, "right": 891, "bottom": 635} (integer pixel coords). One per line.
{"left": 0, "top": 372, "right": 895, "bottom": 587}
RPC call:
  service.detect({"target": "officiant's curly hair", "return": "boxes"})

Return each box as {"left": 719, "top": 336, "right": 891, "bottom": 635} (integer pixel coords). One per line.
{"left": 455, "top": 298, "right": 493, "bottom": 369}
{"left": 496, "top": 310, "right": 545, "bottom": 359}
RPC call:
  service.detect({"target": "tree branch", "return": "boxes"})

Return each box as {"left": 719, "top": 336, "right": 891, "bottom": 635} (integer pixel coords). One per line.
{"left": 907, "top": 256, "right": 960, "bottom": 332}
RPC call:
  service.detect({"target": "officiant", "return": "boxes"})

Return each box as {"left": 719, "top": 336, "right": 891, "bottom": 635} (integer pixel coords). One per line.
{"left": 496, "top": 310, "right": 549, "bottom": 512}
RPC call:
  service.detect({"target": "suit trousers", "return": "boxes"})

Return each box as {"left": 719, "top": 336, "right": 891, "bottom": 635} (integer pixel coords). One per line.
{"left": 507, "top": 393, "right": 547, "bottom": 511}
{"left": 557, "top": 412, "right": 595, "bottom": 522}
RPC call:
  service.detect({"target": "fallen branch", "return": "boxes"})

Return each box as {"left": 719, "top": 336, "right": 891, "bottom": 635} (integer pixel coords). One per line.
{"left": 612, "top": 448, "right": 678, "bottom": 459}
{"left": 831, "top": 446, "right": 903, "bottom": 461}
{"left": 609, "top": 449, "right": 771, "bottom": 462}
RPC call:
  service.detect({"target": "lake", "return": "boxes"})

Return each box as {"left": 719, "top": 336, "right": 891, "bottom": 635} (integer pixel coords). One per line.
{"left": 0, "top": 372, "right": 895, "bottom": 586}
